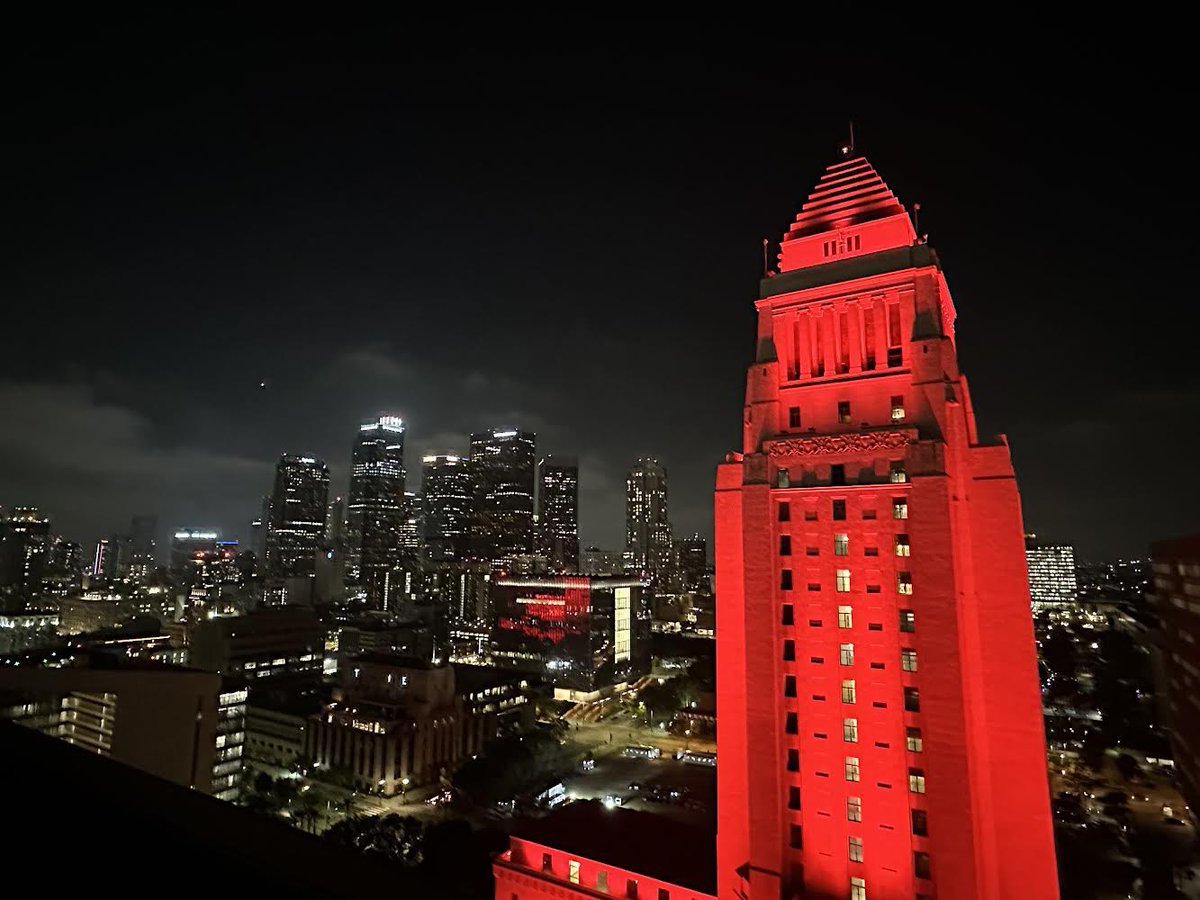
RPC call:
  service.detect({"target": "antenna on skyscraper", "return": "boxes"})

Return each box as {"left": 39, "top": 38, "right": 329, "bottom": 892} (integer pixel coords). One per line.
{"left": 761, "top": 238, "right": 769, "bottom": 277}
{"left": 840, "top": 121, "right": 855, "bottom": 157}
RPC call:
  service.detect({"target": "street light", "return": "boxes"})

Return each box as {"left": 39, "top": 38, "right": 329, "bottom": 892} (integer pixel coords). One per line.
{"left": 401, "top": 776, "right": 410, "bottom": 801}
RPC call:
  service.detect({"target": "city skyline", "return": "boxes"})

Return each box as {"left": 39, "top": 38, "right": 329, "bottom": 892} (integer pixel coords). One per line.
{"left": 4, "top": 44, "right": 1191, "bottom": 562}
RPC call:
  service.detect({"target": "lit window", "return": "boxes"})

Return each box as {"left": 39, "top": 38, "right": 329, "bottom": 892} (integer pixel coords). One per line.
{"left": 845, "top": 756, "right": 861, "bottom": 782}
{"left": 900, "top": 609, "right": 915, "bottom": 632}
{"left": 889, "top": 461, "right": 907, "bottom": 484}
{"left": 569, "top": 860, "right": 581, "bottom": 884}
{"left": 833, "top": 499, "right": 847, "bottom": 520}
{"left": 895, "top": 534, "right": 910, "bottom": 557}
{"left": 838, "top": 401, "right": 852, "bottom": 424}
{"left": 908, "top": 768, "right": 926, "bottom": 793}
{"left": 834, "top": 533, "right": 849, "bottom": 556}
{"left": 847, "top": 796, "right": 862, "bottom": 821}
{"left": 777, "top": 468, "right": 791, "bottom": 488}
{"left": 901, "top": 648, "right": 918, "bottom": 672}
{"left": 891, "top": 395, "right": 905, "bottom": 421}
{"left": 849, "top": 836, "right": 864, "bottom": 863}
{"left": 904, "top": 688, "right": 920, "bottom": 712}
{"left": 836, "top": 569, "right": 851, "bottom": 592}
{"left": 906, "top": 727, "right": 923, "bottom": 752}
{"left": 843, "top": 717, "right": 858, "bottom": 742}
{"left": 840, "top": 643, "right": 854, "bottom": 666}
{"left": 838, "top": 605, "right": 853, "bottom": 628}
{"left": 851, "top": 876, "right": 866, "bottom": 900}
{"left": 898, "top": 572, "right": 913, "bottom": 595}
{"left": 841, "top": 679, "right": 857, "bottom": 704}
{"left": 893, "top": 498, "right": 908, "bottom": 520}
{"left": 789, "top": 406, "right": 801, "bottom": 428}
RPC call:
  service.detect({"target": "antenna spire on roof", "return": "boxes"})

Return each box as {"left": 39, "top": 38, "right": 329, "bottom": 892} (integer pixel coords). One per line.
{"left": 840, "top": 121, "right": 855, "bottom": 158}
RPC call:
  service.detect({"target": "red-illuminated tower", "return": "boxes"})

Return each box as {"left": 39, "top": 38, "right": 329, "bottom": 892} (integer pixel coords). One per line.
{"left": 715, "top": 154, "right": 1057, "bottom": 899}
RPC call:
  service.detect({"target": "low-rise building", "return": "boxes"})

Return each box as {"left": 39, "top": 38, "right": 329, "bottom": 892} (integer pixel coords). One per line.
{"left": 493, "top": 800, "right": 716, "bottom": 900}
{"left": 188, "top": 606, "right": 324, "bottom": 681}
{"left": 245, "top": 689, "right": 323, "bottom": 767}
{"left": 307, "top": 654, "right": 480, "bottom": 795}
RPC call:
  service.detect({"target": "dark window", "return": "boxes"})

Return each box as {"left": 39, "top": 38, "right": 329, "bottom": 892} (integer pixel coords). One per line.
{"left": 838, "top": 401, "right": 852, "bottom": 423}
{"left": 786, "top": 712, "right": 798, "bottom": 734}
{"left": 914, "top": 852, "right": 931, "bottom": 879}
{"left": 904, "top": 688, "right": 920, "bottom": 712}
{"left": 789, "top": 406, "right": 801, "bottom": 428}
{"left": 866, "top": 584, "right": 881, "bottom": 594}
{"left": 831, "top": 464, "right": 846, "bottom": 485}
{"left": 870, "top": 661, "right": 885, "bottom": 669}
{"left": 888, "top": 346, "right": 903, "bottom": 367}
{"left": 900, "top": 609, "right": 915, "bottom": 632}
{"left": 912, "top": 809, "right": 928, "bottom": 836}
{"left": 874, "top": 741, "right": 890, "bottom": 749}
{"left": 781, "top": 569, "right": 793, "bottom": 590}
{"left": 782, "top": 605, "right": 794, "bottom": 626}
{"left": 806, "top": 546, "right": 820, "bottom": 556}
{"left": 807, "top": 582, "right": 822, "bottom": 592}
{"left": 659, "top": 889, "right": 671, "bottom": 900}
{"left": 813, "top": 732, "right": 827, "bottom": 740}
{"left": 626, "top": 880, "right": 638, "bottom": 899}
{"left": 787, "top": 749, "right": 799, "bottom": 771}
{"left": 812, "top": 694, "right": 826, "bottom": 701}
{"left": 804, "top": 510, "right": 819, "bottom": 521}
{"left": 809, "top": 619, "right": 822, "bottom": 627}
{"left": 868, "top": 623, "right": 883, "bottom": 632}
{"left": 862, "top": 509, "right": 877, "bottom": 520}
{"left": 810, "top": 656, "right": 824, "bottom": 664}
{"left": 542, "top": 853, "right": 552, "bottom": 871}
{"left": 864, "top": 546, "right": 879, "bottom": 556}
{"left": 785, "top": 675, "right": 797, "bottom": 697}
{"left": 783, "top": 640, "right": 795, "bottom": 661}
{"left": 779, "top": 502, "right": 791, "bottom": 522}
{"left": 780, "top": 535, "right": 792, "bottom": 556}
{"left": 788, "top": 786, "right": 801, "bottom": 809}
{"left": 789, "top": 824, "right": 803, "bottom": 848}
{"left": 833, "top": 499, "right": 847, "bottom": 520}
{"left": 872, "top": 701, "right": 887, "bottom": 709}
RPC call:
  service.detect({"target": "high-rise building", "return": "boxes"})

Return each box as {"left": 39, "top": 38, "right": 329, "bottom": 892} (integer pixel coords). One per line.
{"left": 346, "top": 415, "right": 407, "bottom": 605}
{"left": 170, "top": 529, "right": 221, "bottom": 572}
{"left": 538, "top": 455, "right": 579, "bottom": 572}
{"left": 1025, "top": 535, "right": 1078, "bottom": 608}
{"left": 625, "top": 458, "right": 672, "bottom": 590}
{"left": 470, "top": 429, "right": 536, "bottom": 565}
{"left": 674, "top": 534, "right": 710, "bottom": 594}
{"left": 713, "top": 153, "right": 1057, "bottom": 898}
{"left": 1151, "top": 535, "right": 1200, "bottom": 822}
{"left": 422, "top": 454, "right": 474, "bottom": 562}
{"left": 128, "top": 514, "right": 158, "bottom": 576}
{"left": 0, "top": 507, "right": 51, "bottom": 611}
{"left": 264, "top": 454, "right": 330, "bottom": 583}
{"left": 579, "top": 546, "right": 625, "bottom": 577}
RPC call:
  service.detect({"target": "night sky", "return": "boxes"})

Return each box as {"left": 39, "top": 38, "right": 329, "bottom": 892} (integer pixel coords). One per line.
{"left": 4, "top": 37, "right": 1191, "bottom": 560}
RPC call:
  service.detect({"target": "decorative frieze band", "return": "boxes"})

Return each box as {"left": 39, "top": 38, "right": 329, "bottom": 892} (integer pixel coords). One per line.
{"left": 766, "top": 430, "right": 914, "bottom": 457}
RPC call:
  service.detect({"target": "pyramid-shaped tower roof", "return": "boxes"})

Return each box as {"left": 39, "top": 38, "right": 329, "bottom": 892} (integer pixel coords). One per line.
{"left": 777, "top": 154, "right": 915, "bottom": 273}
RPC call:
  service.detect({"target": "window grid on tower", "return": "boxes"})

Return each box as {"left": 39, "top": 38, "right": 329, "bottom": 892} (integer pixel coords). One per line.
{"left": 849, "top": 836, "right": 864, "bottom": 863}
{"left": 835, "top": 533, "right": 849, "bottom": 556}
{"left": 901, "top": 648, "right": 918, "bottom": 672}
{"left": 895, "top": 534, "right": 910, "bottom": 557}
{"left": 843, "top": 717, "right": 858, "bottom": 742}
{"left": 838, "top": 605, "right": 853, "bottom": 628}
{"left": 836, "top": 569, "right": 851, "bottom": 592}
{"left": 909, "top": 768, "right": 926, "bottom": 793}
{"left": 898, "top": 572, "right": 913, "bottom": 594}
{"left": 847, "top": 795, "right": 862, "bottom": 821}
{"left": 845, "top": 756, "right": 860, "bottom": 781}
{"left": 907, "top": 727, "right": 923, "bottom": 752}
{"left": 851, "top": 876, "right": 866, "bottom": 900}
{"left": 840, "top": 643, "right": 854, "bottom": 665}
{"left": 893, "top": 498, "right": 908, "bottom": 520}
{"left": 841, "top": 679, "right": 857, "bottom": 703}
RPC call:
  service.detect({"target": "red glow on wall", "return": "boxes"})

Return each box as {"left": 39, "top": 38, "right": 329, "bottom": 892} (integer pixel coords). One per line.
{"left": 496, "top": 585, "right": 590, "bottom": 644}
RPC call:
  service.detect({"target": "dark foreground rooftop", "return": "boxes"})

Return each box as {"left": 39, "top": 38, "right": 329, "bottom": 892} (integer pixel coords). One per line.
{"left": 513, "top": 799, "right": 716, "bottom": 894}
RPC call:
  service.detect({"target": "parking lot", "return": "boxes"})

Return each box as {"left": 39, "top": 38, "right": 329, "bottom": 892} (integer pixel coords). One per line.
{"left": 561, "top": 752, "right": 716, "bottom": 830}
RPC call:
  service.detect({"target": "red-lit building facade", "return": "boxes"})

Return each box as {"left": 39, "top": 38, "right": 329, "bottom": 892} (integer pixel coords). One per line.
{"left": 713, "top": 154, "right": 1057, "bottom": 899}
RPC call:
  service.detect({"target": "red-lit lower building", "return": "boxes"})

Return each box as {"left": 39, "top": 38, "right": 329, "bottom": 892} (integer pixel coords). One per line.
{"left": 493, "top": 800, "right": 715, "bottom": 900}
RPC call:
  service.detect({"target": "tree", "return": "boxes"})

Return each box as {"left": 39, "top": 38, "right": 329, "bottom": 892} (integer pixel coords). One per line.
{"left": 324, "top": 814, "right": 425, "bottom": 865}
{"left": 639, "top": 680, "right": 682, "bottom": 724}
{"left": 1040, "top": 629, "right": 1078, "bottom": 681}
{"left": 1115, "top": 753, "right": 1142, "bottom": 782}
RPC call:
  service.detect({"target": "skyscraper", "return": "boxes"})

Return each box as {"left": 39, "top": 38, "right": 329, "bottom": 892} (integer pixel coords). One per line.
{"left": 346, "top": 415, "right": 407, "bottom": 605}
{"left": 1, "top": 507, "right": 51, "bottom": 611}
{"left": 264, "top": 454, "right": 330, "bottom": 582}
{"left": 538, "top": 455, "right": 579, "bottom": 572}
{"left": 1025, "top": 535, "right": 1078, "bottom": 609}
{"left": 674, "top": 534, "right": 709, "bottom": 594}
{"left": 422, "top": 454, "right": 474, "bottom": 562}
{"left": 625, "top": 458, "right": 672, "bottom": 591}
{"left": 714, "top": 153, "right": 1057, "bottom": 898}
{"left": 469, "top": 429, "right": 536, "bottom": 566}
